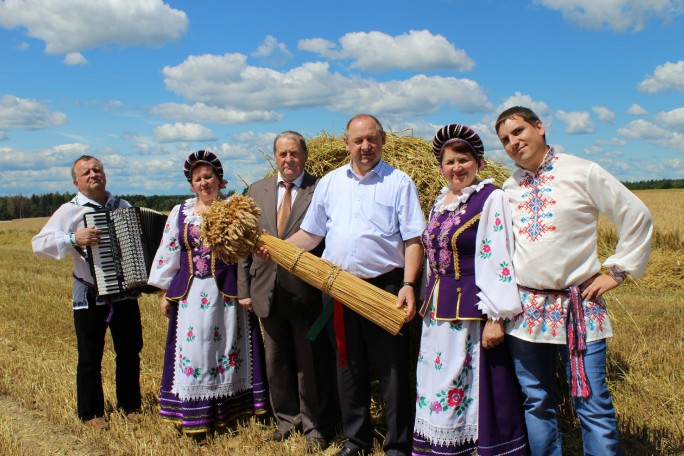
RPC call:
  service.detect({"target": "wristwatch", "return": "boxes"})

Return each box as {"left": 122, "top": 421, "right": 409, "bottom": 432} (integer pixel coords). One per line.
{"left": 402, "top": 281, "right": 415, "bottom": 289}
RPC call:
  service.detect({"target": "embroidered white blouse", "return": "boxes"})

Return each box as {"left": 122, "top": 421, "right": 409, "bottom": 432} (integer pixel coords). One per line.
{"left": 503, "top": 148, "right": 653, "bottom": 343}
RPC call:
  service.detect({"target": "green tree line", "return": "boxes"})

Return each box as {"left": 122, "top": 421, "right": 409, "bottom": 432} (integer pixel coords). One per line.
{"left": 622, "top": 179, "right": 684, "bottom": 190}
{"left": 0, "top": 193, "right": 203, "bottom": 220}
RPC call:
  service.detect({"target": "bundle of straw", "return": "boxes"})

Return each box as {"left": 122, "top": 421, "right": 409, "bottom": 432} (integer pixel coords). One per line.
{"left": 201, "top": 194, "right": 262, "bottom": 264}
{"left": 201, "top": 195, "right": 407, "bottom": 335}
{"left": 255, "top": 233, "right": 407, "bottom": 335}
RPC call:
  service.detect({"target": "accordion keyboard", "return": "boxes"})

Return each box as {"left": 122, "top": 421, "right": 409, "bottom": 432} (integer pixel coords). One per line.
{"left": 84, "top": 211, "right": 125, "bottom": 295}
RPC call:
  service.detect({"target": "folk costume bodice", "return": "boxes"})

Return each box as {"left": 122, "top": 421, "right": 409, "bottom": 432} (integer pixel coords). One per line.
{"left": 165, "top": 201, "right": 237, "bottom": 301}
{"left": 419, "top": 184, "right": 498, "bottom": 321}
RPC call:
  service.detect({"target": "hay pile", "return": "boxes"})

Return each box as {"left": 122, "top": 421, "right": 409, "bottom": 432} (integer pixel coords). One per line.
{"left": 292, "top": 130, "right": 511, "bottom": 216}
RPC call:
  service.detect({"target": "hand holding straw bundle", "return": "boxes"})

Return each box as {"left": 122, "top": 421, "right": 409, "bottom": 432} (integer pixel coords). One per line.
{"left": 201, "top": 195, "right": 408, "bottom": 335}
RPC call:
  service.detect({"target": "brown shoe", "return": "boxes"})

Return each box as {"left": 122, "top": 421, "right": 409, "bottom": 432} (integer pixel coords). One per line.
{"left": 84, "top": 416, "right": 109, "bottom": 430}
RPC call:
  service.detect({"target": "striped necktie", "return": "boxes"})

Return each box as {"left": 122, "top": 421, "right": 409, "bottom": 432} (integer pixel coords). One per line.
{"left": 277, "top": 182, "right": 294, "bottom": 237}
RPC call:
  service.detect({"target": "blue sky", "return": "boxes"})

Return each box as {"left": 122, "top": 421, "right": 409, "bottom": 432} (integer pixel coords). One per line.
{"left": 1, "top": 0, "right": 683, "bottom": 197}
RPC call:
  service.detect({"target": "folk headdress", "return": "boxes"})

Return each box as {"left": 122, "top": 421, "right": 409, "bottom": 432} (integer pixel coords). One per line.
{"left": 183, "top": 150, "right": 224, "bottom": 183}
{"left": 431, "top": 124, "right": 485, "bottom": 167}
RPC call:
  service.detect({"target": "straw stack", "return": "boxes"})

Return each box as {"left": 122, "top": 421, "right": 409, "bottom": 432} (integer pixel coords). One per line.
{"left": 201, "top": 195, "right": 407, "bottom": 335}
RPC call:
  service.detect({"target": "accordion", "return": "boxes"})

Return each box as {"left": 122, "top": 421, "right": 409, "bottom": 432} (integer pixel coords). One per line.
{"left": 83, "top": 207, "right": 167, "bottom": 298}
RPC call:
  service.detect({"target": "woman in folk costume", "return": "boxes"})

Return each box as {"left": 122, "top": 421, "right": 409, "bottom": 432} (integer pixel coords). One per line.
{"left": 148, "top": 150, "right": 268, "bottom": 437}
{"left": 413, "top": 125, "right": 528, "bottom": 456}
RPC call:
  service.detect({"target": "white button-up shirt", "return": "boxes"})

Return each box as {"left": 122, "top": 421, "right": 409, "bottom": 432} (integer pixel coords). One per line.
{"left": 301, "top": 160, "right": 425, "bottom": 279}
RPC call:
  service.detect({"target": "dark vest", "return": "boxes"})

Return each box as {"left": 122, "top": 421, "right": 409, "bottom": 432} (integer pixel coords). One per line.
{"left": 419, "top": 184, "right": 498, "bottom": 320}
{"left": 165, "top": 202, "right": 237, "bottom": 301}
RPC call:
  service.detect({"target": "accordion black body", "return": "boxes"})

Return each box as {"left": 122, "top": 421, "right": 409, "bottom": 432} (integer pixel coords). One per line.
{"left": 83, "top": 207, "right": 167, "bottom": 298}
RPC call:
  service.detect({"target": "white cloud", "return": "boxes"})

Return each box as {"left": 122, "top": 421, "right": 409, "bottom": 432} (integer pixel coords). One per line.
{"left": 0, "top": 0, "right": 188, "bottom": 54}
{"left": 535, "top": 0, "right": 684, "bottom": 32}
{"left": 592, "top": 105, "right": 615, "bottom": 123}
{"left": 251, "top": 35, "right": 292, "bottom": 66}
{"left": 298, "top": 38, "right": 338, "bottom": 57}
{"left": 584, "top": 145, "right": 603, "bottom": 155}
{"left": 497, "top": 93, "right": 552, "bottom": 120}
{"left": 627, "top": 103, "right": 648, "bottom": 115}
{"left": 556, "top": 110, "right": 596, "bottom": 134}
{"left": 150, "top": 102, "right": 282, "bottom": 125}
{"left": 638, "top": 60, "right": 684, "bottom": 93}
{"left": 330, "top": 75, "right": 491, "bottom": 118}
{"left": 63, "top": 52, "right": 87, "bottom": 65}
{"left": 233, "top": 131, "right": 278, "bottom": 150}
{"left": 639, "top": 157, "right": 682, "bottom": 176}
{"left": 17, "top": 41, "right": 28, "bottom": 50}
{"left": 153, "top": 122, "right": 215, "bottom": 143}
{"left": 299, "top": 30, "right": 474, "bottom": 72}
{"left": 618, "top": 119, "right": 684, "bottom": 150}
{"left": 596, "top": 138, "right": 627, "bottom": 146}
{"left": 655, "top": 107, "right": 684, "bottom": 131}
{"left": 160, "top": 53, "right": 491, "bottom": 120}
{"left": 596, "top": 156, "right": 630, "bottom": 172}
{"left": 0, "top": 95, "right": 67, "bottom": 131}
{"left": 0, "top": 143, "right": 89, "bottom": 174}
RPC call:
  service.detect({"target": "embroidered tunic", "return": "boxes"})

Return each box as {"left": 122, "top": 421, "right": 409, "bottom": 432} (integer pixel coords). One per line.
{"left": 148, "top": 198, "right": 252, "bottom": 401}
{"left": 413, "top": 180, "right": 526, "bottom": 456}
{"left": 503, "top": 148, "right": 653, "bottom": 344}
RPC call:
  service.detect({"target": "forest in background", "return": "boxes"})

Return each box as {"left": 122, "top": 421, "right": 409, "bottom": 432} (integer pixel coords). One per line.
{"left": 0, "top": 178, "right": 681, "bottom": 220}
{"left": 0, "top": 191, "right": 234, "bottom": 221}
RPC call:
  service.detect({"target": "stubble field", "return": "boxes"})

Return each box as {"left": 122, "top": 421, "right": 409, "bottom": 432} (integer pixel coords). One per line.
{"left": 0, "top": 189, "right": 682, "bottom": 455}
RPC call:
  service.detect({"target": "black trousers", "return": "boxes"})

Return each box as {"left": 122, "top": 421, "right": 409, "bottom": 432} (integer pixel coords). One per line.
{"left": 329, "top": 268, "right": 411, "bottom": 455}
{"left": 73, "top": 295, "right": 143, "bottom": 420}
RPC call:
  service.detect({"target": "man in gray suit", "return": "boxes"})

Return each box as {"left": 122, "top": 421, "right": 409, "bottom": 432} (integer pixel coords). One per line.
{"left": 237, "top": 131, "right": 335, "bottom": 452}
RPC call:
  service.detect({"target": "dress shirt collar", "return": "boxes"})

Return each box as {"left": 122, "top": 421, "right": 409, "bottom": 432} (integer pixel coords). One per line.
{"left": 277, "top": 171, "right": 305, "bottom": 189}
{"left": 345, "top": 159, "right": 387, "bottom": 180}
{"left": 74, "top": 191, "right": 116, "bottom": 208}
{"left": 515, "top": 146, "right": 557, "bottom": 176}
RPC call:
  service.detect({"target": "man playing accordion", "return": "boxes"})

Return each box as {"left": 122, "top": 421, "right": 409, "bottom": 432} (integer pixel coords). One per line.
{"left": 32, "top": 155, "right": 143, "bottom": 430}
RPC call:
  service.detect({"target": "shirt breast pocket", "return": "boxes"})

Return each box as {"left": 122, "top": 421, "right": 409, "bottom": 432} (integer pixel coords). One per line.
{"left": 368, "top": 195, "right": 396, "bottom": 236}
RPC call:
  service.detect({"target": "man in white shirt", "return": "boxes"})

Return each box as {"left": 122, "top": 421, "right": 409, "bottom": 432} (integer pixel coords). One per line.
{"left": 495, "top": 106, "right": 653, "bottom": 456}
{"left": 32, "top": 155, "right": 143, "bottom": 430}
{"left": 284, "top": 114, "right": 426, "bottom": 456}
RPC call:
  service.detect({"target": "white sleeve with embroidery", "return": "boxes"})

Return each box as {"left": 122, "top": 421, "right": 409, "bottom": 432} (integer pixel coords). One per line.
{"left": 31, "top": 203, "right": 79, "bottom": 260}
{"left": 147, "top": 205, "right": 182, "bottom": 290}
{"left": 586, "top": 164, "right": 653, "bottom": 279}
{"left": 475, "top": 189, "right": 523, "bottom": 320}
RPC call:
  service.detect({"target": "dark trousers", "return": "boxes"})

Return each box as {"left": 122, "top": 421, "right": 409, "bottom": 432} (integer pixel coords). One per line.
{"left": 329, "top": 268, "right": 411, "bottom": 455}
{"left": 261, "top": 302, "right": 336, "bottom": 439}
{"left": 73, "top": 296, "right": 143, "bottom": 420}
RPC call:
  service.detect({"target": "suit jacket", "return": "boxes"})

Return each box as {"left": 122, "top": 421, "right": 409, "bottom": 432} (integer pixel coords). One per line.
{"left": 237, "top": 172, "right": 324, "bottom": 319}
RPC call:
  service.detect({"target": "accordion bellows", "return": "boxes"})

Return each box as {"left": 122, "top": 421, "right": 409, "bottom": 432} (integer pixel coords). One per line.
{"left": 201, "top": 195, "right": 407, "bottom": 335}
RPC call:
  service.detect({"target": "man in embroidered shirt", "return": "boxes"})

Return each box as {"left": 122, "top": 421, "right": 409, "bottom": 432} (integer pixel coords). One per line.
{"left": 271, "top": 114, "right": 425, "bottom": 456}
{"left": 495, "top": 106, "right": 653, "bottom": 456}
{"left": 32, "top": 155, "right": 143, "bottom": 430}
{"left": 237, "top": 131, "right": 336, "bottom": 452}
